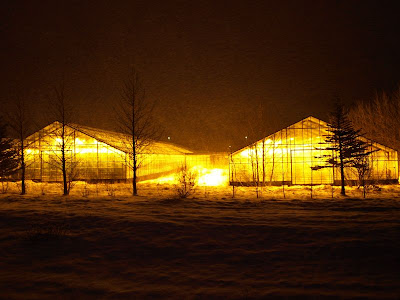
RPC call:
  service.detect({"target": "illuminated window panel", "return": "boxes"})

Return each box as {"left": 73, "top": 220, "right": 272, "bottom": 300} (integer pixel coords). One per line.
{"left": 23, "top": 122, "right": 229, "bottom": 186}
{"left": 230, "top": 116, "right": 398, "bottom": 186}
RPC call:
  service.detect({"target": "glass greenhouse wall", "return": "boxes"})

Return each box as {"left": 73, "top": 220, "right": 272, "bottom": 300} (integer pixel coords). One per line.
{"left": 24, "top": 122, "right": 193, "bottom": 182}
{"left": 230, "top": 116, "right": 398, "bottom": 186}
{"left": 23, "top": 122, "right": 228, "bottom": 183}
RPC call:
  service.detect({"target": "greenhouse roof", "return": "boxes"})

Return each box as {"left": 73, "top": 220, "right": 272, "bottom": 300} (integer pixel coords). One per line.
{"left": 233, "top": 116, "right": 396, "bottom": 154}
{"left": 30, "top": 121, "right": 193, "bottom": 155}
{"left": 71, "top": 123, "right": 193, "bottom": 155}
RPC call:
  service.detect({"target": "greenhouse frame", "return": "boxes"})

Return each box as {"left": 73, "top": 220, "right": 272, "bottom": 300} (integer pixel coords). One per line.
{"left": 229, "top": 116, "right": 398, "bottom": 186}
{"left": 24, "top": 122, "right": 227, "bottom": 183}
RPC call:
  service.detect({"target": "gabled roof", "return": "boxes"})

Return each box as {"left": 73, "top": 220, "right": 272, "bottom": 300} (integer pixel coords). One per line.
{"left": 233, "top": 116, "right": 396, "bottom": 154}
{"left": 28, "top": 121, "right": 193, "bottom": 155}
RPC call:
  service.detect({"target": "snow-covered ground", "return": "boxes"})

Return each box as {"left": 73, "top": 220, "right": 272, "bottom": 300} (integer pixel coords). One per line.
{"left": 0, "top": 181, "right": 399, "bottom": 299}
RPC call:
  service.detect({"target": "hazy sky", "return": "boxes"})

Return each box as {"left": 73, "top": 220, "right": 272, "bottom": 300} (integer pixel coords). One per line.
{"left": 1, "top": 1, "right": 400, "bottom": 151}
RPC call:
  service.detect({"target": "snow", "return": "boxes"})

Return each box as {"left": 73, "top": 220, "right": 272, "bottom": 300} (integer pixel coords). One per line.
{"left": 0, "top": 181, "right": 399, "bottom": 299}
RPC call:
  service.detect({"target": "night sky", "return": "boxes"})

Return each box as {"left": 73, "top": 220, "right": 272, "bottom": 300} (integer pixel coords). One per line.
{"left": 1, "top": 1, "right": 400, "bottom": 151}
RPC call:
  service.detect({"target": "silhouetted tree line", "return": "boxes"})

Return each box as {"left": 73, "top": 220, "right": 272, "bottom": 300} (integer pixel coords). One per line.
{"left": 0, "top": 118, "right": 19, "bottom": 179}
{"left": 349, "top": 87, "right": 400, "bottom": 154}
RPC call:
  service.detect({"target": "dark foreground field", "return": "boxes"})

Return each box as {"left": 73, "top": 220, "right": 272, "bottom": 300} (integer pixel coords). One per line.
{"left": 0, "top": 194, "right": 399, "bottom": 299}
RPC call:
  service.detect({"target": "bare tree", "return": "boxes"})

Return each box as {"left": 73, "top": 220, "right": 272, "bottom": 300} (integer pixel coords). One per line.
{"left": 242, "top": 103, "right": 279, "bottom": 197}
{"left": 249, "top": 142, "right": 261, "bottom": 197}
{"left": 349, "top": 87, "right": 400, "bottom": 152}
{"left": 228, "top": 146, "right": 237, "bottom": 197}
{"left": 115, "top": 68, "right": 159, "bottom": 196}
{"left": 175, "top": 162, "right": 197, "bottom": 198}
{"left": 48, "top": 82, "right": 77, "bottom": 195}
{"left": 6, "top": 96, "right": 32, "bottom": 195}
{"left": 349, "top": 88, "right": 400, "bottom": 191}
{"left": 351, "top": 154, "right": 373, "bottom": 198}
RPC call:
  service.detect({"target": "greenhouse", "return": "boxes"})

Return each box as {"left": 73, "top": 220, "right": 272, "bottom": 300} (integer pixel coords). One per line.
{"left": 24, "top": 122, "right": 226, "bottom": 183}
{"left": 230, "top": 116, "right": 398, "bottom": 186}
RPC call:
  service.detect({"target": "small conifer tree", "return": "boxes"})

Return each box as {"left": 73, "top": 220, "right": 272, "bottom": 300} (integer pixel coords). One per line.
{"left": 0, "top": 118, "right": 19, "bottom": 180}
{"left": 313, "top": 101, "right": 372, "bottom": 196}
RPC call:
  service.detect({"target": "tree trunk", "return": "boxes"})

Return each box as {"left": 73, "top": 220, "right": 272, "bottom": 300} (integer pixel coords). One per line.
{"left": 62, "top": 126, "right": 68, "bottom": 196}
{"left": 339, "top": 154, "right": 345, "bottom": 196}
{"left": 132, "top": 142, "right": 138, "bottom": 196}
{"left": 20, "top": 143, "right": 25, "bottom": 195}
{"left": 270, "top": 137, "right": 276, "bottom": 185}
{"left": 133, "top": 163, "right": 137, "bottom": 196}
{"left": 262, "top": 139, "right": 265, "bottom": 186}
{"left": 255, "top": 146, "right": 259, "bottom": 198}
{"left": 62, "top": 150, "right": 68, "bottom": 195}
{"left": 363, "top": 175, "right": 366, "bottom": 198}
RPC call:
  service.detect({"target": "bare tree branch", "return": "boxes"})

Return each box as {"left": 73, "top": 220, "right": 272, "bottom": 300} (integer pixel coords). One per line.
{"left": 115, "top": 67, "right": 161, "bottom": 196}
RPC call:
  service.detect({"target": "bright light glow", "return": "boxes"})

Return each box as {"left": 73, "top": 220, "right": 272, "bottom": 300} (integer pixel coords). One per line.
{"left": 240, "top": 149, "right": 250, "bottom": 157}
{"left": 197, "top": 168, "right": 228, "bottom": 186}
{"left": 143, "top": 167, "right": 228, "bottom": 187}
{"left": 144, "top": 175, "right": 176, "bottom": 184}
